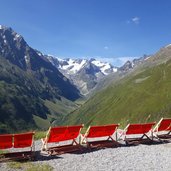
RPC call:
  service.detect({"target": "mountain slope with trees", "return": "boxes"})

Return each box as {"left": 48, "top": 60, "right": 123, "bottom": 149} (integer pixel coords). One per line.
{"left": 0, "top": 26, "right": 81, "bottom": 133}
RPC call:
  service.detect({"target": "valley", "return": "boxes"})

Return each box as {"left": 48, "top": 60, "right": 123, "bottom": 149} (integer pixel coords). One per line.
{"left": 0, "top": 25, "right": 171, "bottom": 133}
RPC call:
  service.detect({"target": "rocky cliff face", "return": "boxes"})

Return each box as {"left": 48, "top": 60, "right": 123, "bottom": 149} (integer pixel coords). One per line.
{"left": 0, "top": 25, "right": 80, "bottom": 100}
{"left": 0, "top": 25, "right": 81, "bottom": 133}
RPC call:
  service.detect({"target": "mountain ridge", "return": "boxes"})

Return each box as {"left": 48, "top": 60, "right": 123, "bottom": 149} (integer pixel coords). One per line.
{"left": 0, "top": 24, "right": 163, "bottom": 133}
{"left": 0, "top": 25, "right": 81, "bottom": 133}
{"left": 63, "top": 45, "right": 171, "bottom": 127}
{"left": 0, "top": 25, "right": 80, "bottom": 100}
{"left": 46, "top": 56, "right": 118, "bottom": 95}
{"left": 46, "top": 55, "right": 148, "bottom": 95}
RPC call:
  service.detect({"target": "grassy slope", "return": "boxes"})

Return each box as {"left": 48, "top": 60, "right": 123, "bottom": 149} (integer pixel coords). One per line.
{"left": 64, "top": 59, "right": 171, "bottom": 128}
{"left": 33, "top": 97, "right": 79, "bottom": 130}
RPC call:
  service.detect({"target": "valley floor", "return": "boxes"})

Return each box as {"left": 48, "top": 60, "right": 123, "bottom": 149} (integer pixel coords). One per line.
{"left": 1, "top": 140, "right": 171, "bottom": 171}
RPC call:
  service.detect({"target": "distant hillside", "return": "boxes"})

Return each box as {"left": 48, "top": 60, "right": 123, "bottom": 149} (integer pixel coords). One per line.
{"left": 64, "top": 45, "right": 171, "bottom": 127}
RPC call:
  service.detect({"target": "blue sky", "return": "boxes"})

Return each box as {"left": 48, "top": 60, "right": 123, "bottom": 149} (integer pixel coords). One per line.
{"left": 1, "top": 0, "right": 171, "bottom": 66}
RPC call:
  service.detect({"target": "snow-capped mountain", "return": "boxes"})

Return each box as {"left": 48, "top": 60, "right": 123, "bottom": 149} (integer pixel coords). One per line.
{"left": 47, "top": 57, "right": 117, "bottom": 75}
{"left": 46, "top": 56, "right": 118, "bottom": 95}
{"left": 118, "top": 55, "right": 151, "bottom": 72}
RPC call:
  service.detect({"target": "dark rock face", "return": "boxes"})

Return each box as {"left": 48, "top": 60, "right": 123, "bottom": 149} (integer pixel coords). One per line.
{"left": 0, "top": 25, "right": 80, "bottom": 101}
{"left": 119, "top": 60, "right": 133, "bottom": 72}
{"left": 0, "top": 25, "right": 81, "bottom": 133}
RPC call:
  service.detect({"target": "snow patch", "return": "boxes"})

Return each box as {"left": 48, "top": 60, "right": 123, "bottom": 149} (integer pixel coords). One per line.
{"left": 61, "top": 59, "right": 87, "bottom": 74}
{"left": 100, "top": 64, "right": 111, "bottom": 75}
{"left": 0, "top": 25, "right": 2, "bottom": 29}
{"left": 13, "top": 33, "right": 21, "bottom": 41}
{"left": 37, "top": 52, "right": 42, "bottom": 56}
{"left": 57, "top": 57, "right": 65, "bottom": 62}
{"left": 47, "top": 55, "right": 64, "bottom": 62}
{"left": 92, "top": 60, "right": 116, "bottom": 75}
{"left": 24, "top": 55, "right": 29, "bottom": 64}
{"left": 47, "top": 54, "right": 57, "bottom": 58}
{"left": 15, "top": 34, "right": 21, "bottom": 38}
{"left": 92, "top": 60, "right": 107, "bottom": 67}
{"left": 113, "top": 68, "right": 118, "bottom": 72}
{"left": 2, "top": 35, "right": 7, "bottom": 43}
{"left": 144, "top": 56, "right": 151, "bottom": 60}
{"left": 165, "top": 44, "right": 171, "bottom": 48}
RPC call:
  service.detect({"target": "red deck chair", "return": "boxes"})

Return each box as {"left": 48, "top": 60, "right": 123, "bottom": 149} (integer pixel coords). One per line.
{"left": 121, "top": 122, "right": 156, "bottom": 145}
{"left": 41, "top": 125, "right": 83, "bottom": 155}
{"left": 153, "top": 118, "right": 171, "bottom": 139}
{"left": 0, "top": 132, "right": 34, "bottom": 162}
{"left": 0, "top": 134, "right": 13, "bottom": 150}
{"left": 81, "top": 124, "right": 120, "bottom": 149}
{"left": 13, "top": 132, "right": 35, "bottom": 160}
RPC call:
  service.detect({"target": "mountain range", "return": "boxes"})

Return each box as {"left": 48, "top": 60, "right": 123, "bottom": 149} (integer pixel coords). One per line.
{"left": 46, "top": 56, "right": 118, "bottom": 95}
{"left": 0, "top": 25, "right": 127, "bottom": 133}
{"left": 64, "top": 45, "right": 171, "bottom": 127}
{"left": 1, "top": 24, "right": 167, "bottom": 133}
{"left": 46, "top": 55, "right": 149, "bottom": 95}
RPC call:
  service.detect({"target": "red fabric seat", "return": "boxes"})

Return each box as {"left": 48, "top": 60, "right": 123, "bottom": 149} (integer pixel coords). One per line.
{"left": 126, "top": 123, "right": 156, "bottom": 135}
{"left": 41, "top": 125, "right": 83, "bottom": 155}
{"left": 0, "top": 134, "right": 13, "bottom": 149}
{"left": 86, "top": 124, "right": 119, "bottom": 138}
{"left": 82, "top": 124, "right": 120, "bottom": 149}
{"left": 155, "top": 118, "right": 171, "bottom": 132}
{"left": 122, "top": 122, "right": 156, "bottom": 145}
{"left": 47, "top": 126, "right": 67, "bottom": 143}
{"left": 0, "top": 132, "right": 35, "bottom": 162}
{"left": 64, "top": 125, "right": 84, "bottom": 141}
{"left": 14, "top": 132, "right": 34, "bottom": 148}
{"left": 153, "top": 118, "right": 171, "bottom": 139}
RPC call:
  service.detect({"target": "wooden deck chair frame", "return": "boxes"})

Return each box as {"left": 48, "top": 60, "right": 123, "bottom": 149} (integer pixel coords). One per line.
{"left": 41, "top": 125, "right": 83, "bottom": 155}
{"left": 0, "top": 132, "right": 35, "bottom": 162}
{"left": 81, "top": 124, "right": 120, "bottom": 149}
{"left": 120, "top": 122, "right": 156, "bottom": 145}
{"left": 153, "top": 118, "right": 171, "bottom": 140}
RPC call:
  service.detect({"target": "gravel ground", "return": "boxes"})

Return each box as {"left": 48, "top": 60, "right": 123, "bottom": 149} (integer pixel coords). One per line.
{"left": 1, "top": 140, "right": 171, "bottom": 171}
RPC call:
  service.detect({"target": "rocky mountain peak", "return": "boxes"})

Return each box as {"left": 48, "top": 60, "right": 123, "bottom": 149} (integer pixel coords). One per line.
{"left": 0, "top": 25, "right": 81, "bottom": 100}
{"left": 0, "top": 25, "right": 25, "bottom": 45}
{"left": 119, "top": 60, "right": 133, "bottom": 72}
{"left": 0, "top": 25, "right": 30, "bottom": 69}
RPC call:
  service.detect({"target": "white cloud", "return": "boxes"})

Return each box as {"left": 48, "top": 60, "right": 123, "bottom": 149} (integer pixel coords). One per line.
{"left": 104, "top": 46, "right": 109, "bottom": 50}
{"left": 103, "top": 46, "right": 109, "bottom": 50}
{"left": 127, "top": 17, "right": 140, "bottom": 25}
{"left": 132, "top": 17, "right": 140, "bottom": 24}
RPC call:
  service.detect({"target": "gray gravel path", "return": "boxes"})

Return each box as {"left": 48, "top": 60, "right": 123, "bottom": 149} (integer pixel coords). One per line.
{"left": 1, "top": 140, "right": 171, "bottom": 171}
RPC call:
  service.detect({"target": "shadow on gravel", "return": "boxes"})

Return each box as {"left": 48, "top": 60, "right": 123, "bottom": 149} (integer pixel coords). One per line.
{"left": 68, "top": 145, "right": 126, "bottom": 155}
{"left": 34, "top": 151, "right": 63, "bottom": 161}
{"left": 150, "top": 140, "right": 171, "bottom": 146}
{"left": 123, "top": 140, "right": 171, "bottom": 147}
{"left": 33, "top": 140, "right": 171, "bottom": 160}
